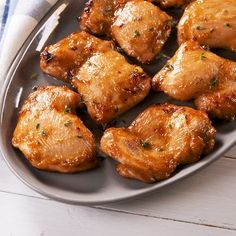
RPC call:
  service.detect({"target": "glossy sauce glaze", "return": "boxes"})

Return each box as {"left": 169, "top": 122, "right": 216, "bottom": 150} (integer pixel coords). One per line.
{"left": 152, "top": 41, "right": 236, "bottom": 120}
{"left": 101, "top": 104, "right": 216, "bottom": 183}
{"left": 178, "top": 0, "right": 236, "bottom": 52}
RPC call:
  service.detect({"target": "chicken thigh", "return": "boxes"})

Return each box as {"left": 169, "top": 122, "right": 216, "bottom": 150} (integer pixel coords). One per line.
{"left": 100, "top": 104, "right": 215, "bottom": 183}
{"left": 40, "top": 31, "right": 113, "bottom": 83}
{"left": 12, "top": 86, "right": 98, "bottom": 173}
{"left": 178, "top": 0, "right": 236, "bottom": 52}
{"left": 111, "top": 0, "right": 172, "bottom": 63}
{"left": 40, "top": 31, "right": 150, "bottom": 124}
{"left": 152, "top": 41, "right": 236, "bottom": 120}
{"left": 80, "top": 0, "right": 172, "bottom": 63}
{"left": 72, "top": 50, "right": 150, "bottom": 124}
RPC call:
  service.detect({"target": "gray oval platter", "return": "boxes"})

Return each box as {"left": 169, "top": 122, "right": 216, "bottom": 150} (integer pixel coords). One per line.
{"left": 0, "top": 0, "right": 236, "bottom": 205}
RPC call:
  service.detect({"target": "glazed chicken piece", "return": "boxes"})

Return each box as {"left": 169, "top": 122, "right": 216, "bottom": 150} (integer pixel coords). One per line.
{"left": 178, "top": 0, "right": 236, "bottom": 52}
{"left": 152, "top": 41, "right": 236, "bottom": 120}
{"left": 40, "top": 31, "right": 113, "bottom": 82}
{"left": 111, "top": 0, "right": 172, "bottom": 63}
{"left": 12, "top": 86, "right": 98, "bottom": 173}
{"left": 72, "top": 50, "right": 150, "bottom": 124}
{"left": 40, "top": 31, "right": 151, "bottom": 124}
{"left": 101, "top": 104, "right": 215, "bottom": 183}
{"left": 80, "top": 0, "right": 172, "bottom": 63}
{"left": 80, "top": 0, "right": 128, "bottom": 35}
{"left": 156, "top": 0, "right": 191, "bottom": 8}
{"left": 80, "top": 0, "right": 153, "bottom": 35}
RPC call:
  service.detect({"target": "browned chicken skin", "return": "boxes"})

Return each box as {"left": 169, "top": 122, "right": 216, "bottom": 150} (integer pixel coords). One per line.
{"left": 80, "top": 0, "right": 172, "bottom": 63}
{"left": 100, "top": 104, "right": 215, "bottom": 183}
{"left": 152, "top": 41, "right": 236, "bottom": 120}
{"left": 40, "top": 31, "right": 150, "bottom": 124}
{"left": 72, "top": 50, "right": 150, "bottom": 124}
{"left": 80, "top": 0, "right": 129, "bottom": 35}
{"left": 12, "top": 86, "right": 98, "bottom": 173}
{"left": 40, "top": 31, "right": 113, "bottom": 83}
{"left": 111, "top": 0, "right": 172, "bottom": 63}
{"left": 178, "top": 0, "right": 236, "bottom": 52}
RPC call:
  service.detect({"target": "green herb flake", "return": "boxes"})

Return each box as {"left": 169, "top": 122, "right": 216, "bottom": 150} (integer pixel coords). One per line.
{"left": 64, "top": 120, "right": 72, "bottom": 127}
{"left": 210, "top": 77, "right": 218, "bottom": 88}
{"left": 165, "top": 64, "right": 174, "bottom": 71}
{"left": 117, "top": 47, "right": 125, "bottom": 54}
{"left": 41, "top": 130, "right": 48, "bottom": 137}
{"left": 134, "top": 30, "right": 140, "bottom": 38}
{"left": 168, "top": 123, "right": 173, "bottom": 129}
{"left": 140, "top": 140, "right": 151, "bottom": 149}
{"left": 30, "top": 73, "right": 38, "bottom": 79}
{"left": 202, "top": 45, "right": 210, "bottom": 51}
{"left": 88, "top": 61, "right": 93, "bottom": 67}
{"left": 78, "top": 99, "right": 87, "bottom": 106}
{"left": 156, "top": 147, "right": 164, "bottom": 152}
{"left": 196, "top": 26, "right": 206, "bottom": 30}
{"left": 36, "top": 123, "right": 40, "bottom": 129}
{"left": 200, "top": 52, "right": 207, "bottom": 60}
{"left": 64, "top": 105, "right": 72, "bottom": 114}
{"left": 225, "top": 23, "right": 232, "bottom": 28}
{"left": 32, "top": 86, "right": 38, "bottom": 91}
{"left": 161, "top": 53, "right": 170, "bottom": 59}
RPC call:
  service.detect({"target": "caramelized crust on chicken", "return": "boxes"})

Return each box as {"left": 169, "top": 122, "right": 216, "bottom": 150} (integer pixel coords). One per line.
{"left": 12, "top": 86, "right": 98, "bottom": 173}
{"left": 178, "top": 0, "right": 236, "bottom": 52}
{"left": 111, "top": 0, "right": 172, "bottom": 63}
{"left": 156, "top": 0, "right": 191, "bottom": 8}
{"left": 81, "top": 0, "right": 172, "bottom": 63}
{"left": 72, "top": 50, "right": 150, "bottom": 123}
{"left": 101, "top": 104, "right": 215, "bottom": 183}
{"left": 80, "top": 0, "right": 128, "bottom": 35}
{"left": 152, "top": 41, "right": 236, "bottom": 120}
{"left": 40, "top": 31, "right": 151, "bottom": 124}
{"left": 40, "top": 31, "right": 113, "bottom": 82}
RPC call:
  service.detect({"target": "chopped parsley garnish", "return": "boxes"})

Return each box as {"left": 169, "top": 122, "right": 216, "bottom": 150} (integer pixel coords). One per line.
{"left": 202, "top": 45, "right": 210, "bottom": 51}
{"left": 64, "top": 120, "right": 72, "bottom": 127}
{"left": 200, "top": 52, "right": 207, "bottom": 60}
{"left": 36, "top": 123, "right": 40, "bottom": 129}
{"left": 41, "top": 130, "right": 48, "bottom": 137}
{"left": 196, "top": 26, "right": 206, "bottom": 30}
{"left": 210, "top": 77, "right": 218, "bottom": 88}
{"left": 30, "top": 73, "right": 38, "bottom": 79}
{"left": 116, "top": 47, "right": 125, "bottom": 54}
{"left": 64, "top": 105, "right": 72, "bottom": 114}
{"left": 134, "top": 30, "right": 140, "bottom": 38}
{"left": 32, "top": 86, "right": 38, "bottom": 91}
{"left": 156, "top": 147, "right": 164, "bottom": 152}
{"left": 225, "top": 23, "right": 232, "bottom": 28}
{"left": 140, "top": 140, "right": 151, "bottom": 149}
{"left": 165, "top": 64, "right": 174, "bottom": 71}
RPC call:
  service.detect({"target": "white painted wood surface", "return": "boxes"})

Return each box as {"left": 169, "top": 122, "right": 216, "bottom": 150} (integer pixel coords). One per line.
{"left": 0, "top": 146, "right": 236, "bottom": 235}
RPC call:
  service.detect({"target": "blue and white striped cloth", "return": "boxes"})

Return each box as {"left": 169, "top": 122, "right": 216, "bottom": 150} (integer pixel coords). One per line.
{"left": 0, "top": 0, "right": 58, "bottom": 78}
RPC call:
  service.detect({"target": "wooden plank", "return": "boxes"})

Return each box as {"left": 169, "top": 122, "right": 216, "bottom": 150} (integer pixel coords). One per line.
{"left": 1, "top": 156, "right": 236, "bottom": 230}
{"left": 104, "top": 158, "right": 236, "bottom": 230}
{"left": 0, "top": 191, "right": 235, "bottom": 236}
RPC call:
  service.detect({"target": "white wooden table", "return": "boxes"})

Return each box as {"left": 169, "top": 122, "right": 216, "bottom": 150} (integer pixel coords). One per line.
{"left": 1, "top": 145, "right": 236, "bottom": 236}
